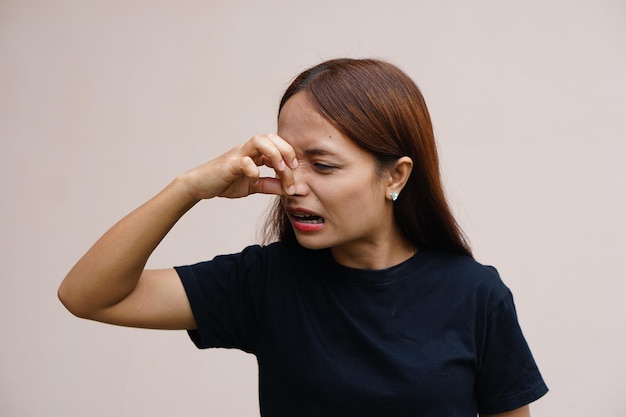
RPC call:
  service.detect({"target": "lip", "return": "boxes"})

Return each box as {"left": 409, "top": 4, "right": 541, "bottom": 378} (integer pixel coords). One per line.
{"left": 285, "top": 206, "right": 325, "bottom": 232}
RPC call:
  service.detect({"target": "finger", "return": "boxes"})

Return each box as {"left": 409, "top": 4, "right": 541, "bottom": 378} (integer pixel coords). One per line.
{"left": 239, "top": 156, "right": 260, "bottom": 186}
{"left": 246, "top": 134, "right": 297, "bottom": 170}
{"left": 246, "top": 134, "right": 297, "bottom": 195}
{"left": 265, "top": 133, "right": 298, "bottom": 169}
{"left": 263, "top": 134, "right": 298, "bottom": 195}
{"left": 251, "top": 177, "right": 284, "bottom": 196}
{"left": 261, "top": 155, "right": 275, "bottom": 169}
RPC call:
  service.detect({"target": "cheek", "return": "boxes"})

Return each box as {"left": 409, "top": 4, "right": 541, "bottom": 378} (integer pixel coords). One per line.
{"left": 318, "top": 179, "right": 382, "bottom": 218}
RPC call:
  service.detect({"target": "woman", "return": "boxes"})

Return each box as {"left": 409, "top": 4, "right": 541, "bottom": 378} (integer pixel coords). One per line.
{"left": 59, "top": 58, "right": 548, "bottom": 416}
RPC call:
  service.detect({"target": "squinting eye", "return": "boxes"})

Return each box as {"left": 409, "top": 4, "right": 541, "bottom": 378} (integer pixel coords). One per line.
{"left": 314, "top": 163, "right": 335, "bottom": 172}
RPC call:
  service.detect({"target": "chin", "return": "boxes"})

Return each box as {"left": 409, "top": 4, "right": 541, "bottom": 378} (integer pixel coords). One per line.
{"left": 293, "top": 234, "right": 333, "bottom": 251}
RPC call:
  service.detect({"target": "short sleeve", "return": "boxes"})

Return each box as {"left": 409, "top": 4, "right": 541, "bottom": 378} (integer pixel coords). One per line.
{"left": 475, "top": 291, "right": 549, "bottom": 414}
{"left": 174, "top": 245, "right": 267, "bottom": 353}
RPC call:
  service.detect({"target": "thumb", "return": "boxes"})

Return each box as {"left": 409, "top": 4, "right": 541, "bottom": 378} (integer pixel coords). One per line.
{"left": 251, "top": 177, "right": 284, "bottom": 196}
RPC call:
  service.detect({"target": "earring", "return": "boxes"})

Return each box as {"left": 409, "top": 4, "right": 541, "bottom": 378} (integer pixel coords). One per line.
{"left": 389, "top": 192, "right": 399, "bottom": 202}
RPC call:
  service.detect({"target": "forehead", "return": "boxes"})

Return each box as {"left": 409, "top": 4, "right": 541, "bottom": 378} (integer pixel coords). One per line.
{"left": 277, "top": 93, "right": 354, "bottom": 154}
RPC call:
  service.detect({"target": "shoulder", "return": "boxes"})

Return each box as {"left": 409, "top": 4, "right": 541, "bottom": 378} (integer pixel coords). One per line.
{"left": 176, "top": 242, "right": 327, "bottom": 281}
{"left": 419, "top": 250, "right": 501, "bottom": 281}
{"left": 416, "top": 250, "right": 511, "bottom": 310}
{"left": 192, "top": 242, "right": 317, "bottom": 274}
{"left": 190, "top": 242, "right": 298, "bottom": 264}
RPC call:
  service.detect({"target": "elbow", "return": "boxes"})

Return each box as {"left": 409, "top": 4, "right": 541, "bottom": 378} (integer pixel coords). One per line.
{"left": 57, "top": 282, "right": 92, "bottom": 320}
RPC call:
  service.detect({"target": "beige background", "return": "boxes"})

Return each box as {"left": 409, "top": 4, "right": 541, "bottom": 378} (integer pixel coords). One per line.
{"left": 1, "top": 1, "right": 625, "bottom": 416}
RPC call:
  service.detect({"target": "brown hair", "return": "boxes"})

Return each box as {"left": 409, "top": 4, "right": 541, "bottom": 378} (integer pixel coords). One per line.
{"left": 262, "top": 58, "right": 471, "bottom": 257}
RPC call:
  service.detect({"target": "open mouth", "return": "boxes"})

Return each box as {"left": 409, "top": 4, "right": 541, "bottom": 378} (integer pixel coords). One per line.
{"left": 286, "top": 208, "right": 325, "bottom": 232}
{"left": 290, "top": 211, "right": 325, "bottom": 224}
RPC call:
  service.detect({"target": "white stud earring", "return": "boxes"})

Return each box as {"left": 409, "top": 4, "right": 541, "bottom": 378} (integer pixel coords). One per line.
{"left": 389, "top": 192, "right": 399, "bottom": 202}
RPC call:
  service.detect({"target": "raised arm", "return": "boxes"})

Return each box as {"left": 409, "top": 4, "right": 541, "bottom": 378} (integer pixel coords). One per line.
{"left": 57, "top": 134, "right": 298, "bottom": 330}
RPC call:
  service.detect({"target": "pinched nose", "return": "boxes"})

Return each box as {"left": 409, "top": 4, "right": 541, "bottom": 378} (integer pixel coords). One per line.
{"left": 289, "top": 166, "right": 310, "bottom": 196}
{"left": 290, "top": 181, "right": 310, "bottom": 197}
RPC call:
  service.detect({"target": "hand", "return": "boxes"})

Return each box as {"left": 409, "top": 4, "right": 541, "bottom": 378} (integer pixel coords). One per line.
{"left": 180, "top": 133, "right": 299, "bottom": 200}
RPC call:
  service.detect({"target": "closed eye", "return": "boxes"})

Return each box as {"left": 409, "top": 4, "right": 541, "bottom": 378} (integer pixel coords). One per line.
{"left": 313, "top": 163, "right": 337, "bottom": 172}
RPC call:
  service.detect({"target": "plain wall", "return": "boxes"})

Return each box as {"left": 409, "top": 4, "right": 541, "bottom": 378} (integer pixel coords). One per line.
{"left": 1, "top": 1, "right": 625, "bottom": 415}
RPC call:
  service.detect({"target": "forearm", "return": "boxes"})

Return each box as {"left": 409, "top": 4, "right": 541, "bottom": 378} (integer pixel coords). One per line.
{"left": 58, "top": 134, "right": 297, "bottom": 324}
{"left": 58, "top": 176, "right": 199, "bottom": 318}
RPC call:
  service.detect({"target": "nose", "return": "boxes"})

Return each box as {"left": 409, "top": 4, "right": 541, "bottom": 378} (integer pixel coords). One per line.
{"left": 290, "top": 164, "right": 310, "bottom": 196}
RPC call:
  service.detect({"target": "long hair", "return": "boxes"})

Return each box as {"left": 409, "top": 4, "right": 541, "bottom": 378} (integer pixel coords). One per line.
{"left": 261, "top": 58, "right": 471, "bottom": 257}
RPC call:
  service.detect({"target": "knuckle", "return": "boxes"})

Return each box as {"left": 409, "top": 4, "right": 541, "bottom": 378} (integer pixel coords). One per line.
{"left": 250, "top": 134, "right": 264, "bottom": 145}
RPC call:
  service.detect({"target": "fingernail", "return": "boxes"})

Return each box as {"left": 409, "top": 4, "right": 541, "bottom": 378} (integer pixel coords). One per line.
{"left": 279, "top": 160, "right": 286, "bottom": 170}
{"left": 287, "top": 185, "right": 296, "bottom": 195}
{"left": 291, "top": 158, "right": 298, "bottom": 168}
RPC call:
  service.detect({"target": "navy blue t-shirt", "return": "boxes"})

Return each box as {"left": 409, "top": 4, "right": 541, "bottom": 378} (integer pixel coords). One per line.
{"left": 175, "top": 243, "right": 547, "bottom": 416}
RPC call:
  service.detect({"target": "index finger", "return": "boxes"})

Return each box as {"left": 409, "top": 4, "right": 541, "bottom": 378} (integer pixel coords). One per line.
{"left": 245, "top": 134, "right": 298, "bottom": 195}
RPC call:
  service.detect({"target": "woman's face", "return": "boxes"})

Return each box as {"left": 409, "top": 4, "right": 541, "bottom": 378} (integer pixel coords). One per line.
{"left": 277, "top": 92, "right": 398, "bottom": 266}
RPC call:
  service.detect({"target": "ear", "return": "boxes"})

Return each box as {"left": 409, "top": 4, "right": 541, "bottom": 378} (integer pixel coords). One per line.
{"left": 385, "top": 156, "right": 413, "bottom": 200}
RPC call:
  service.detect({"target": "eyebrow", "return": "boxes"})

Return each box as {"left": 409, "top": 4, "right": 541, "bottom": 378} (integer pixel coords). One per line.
{"left": 303, "top": 148, "right": 335, "bottom": 156}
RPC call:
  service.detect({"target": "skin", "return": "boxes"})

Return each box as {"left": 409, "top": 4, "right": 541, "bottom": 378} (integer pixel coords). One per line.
{"left": 57, "top": 92, "right": 532, "bottom": 416}
{"left": 57, "top": 132, "right": 298, "bottom": 329}
{"left": 278, "top": 93, "right": 415, "bottom": 269}
{"left": 482, "top": 406, "right": 530, "bottom": 417}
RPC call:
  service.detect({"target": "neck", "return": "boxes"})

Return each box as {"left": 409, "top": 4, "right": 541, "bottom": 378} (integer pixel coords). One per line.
{"left": 331, "top": 238, "right": 417, "bottom": 270}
